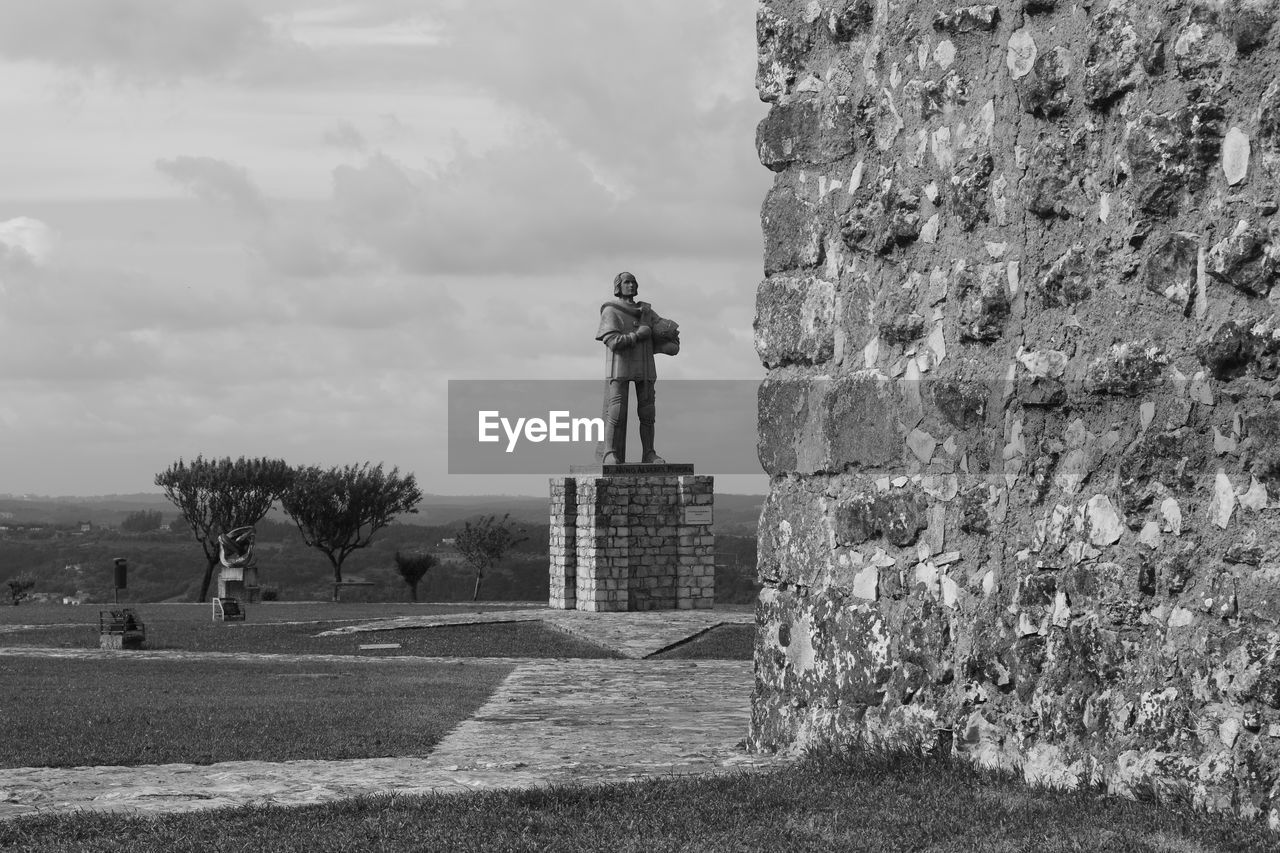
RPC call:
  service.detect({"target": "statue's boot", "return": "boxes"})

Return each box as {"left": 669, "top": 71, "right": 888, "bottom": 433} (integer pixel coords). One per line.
{"left": 640, "top": 424, "right": 665, "bottom": 464}
{"left": 603, "top": 416, "right": 626, "bottom": 464}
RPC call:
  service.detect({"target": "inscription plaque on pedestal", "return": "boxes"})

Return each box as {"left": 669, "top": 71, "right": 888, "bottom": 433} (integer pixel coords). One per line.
{"left": 684, "top": 506, "right": 713, "bottom": 525}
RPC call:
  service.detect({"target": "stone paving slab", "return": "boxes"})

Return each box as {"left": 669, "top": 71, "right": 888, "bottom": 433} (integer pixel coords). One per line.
{"left": 426, "top": 660, "right": 771, "bottom": 783}
{"left": 316, "top": 608, "right": 756, "bottom": 659}
{"left": 0, "top": 658, "right": 779, "bottom": 820}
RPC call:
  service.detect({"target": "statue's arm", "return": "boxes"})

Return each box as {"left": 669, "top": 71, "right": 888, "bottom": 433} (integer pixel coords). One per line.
{"left": 600, "top": 329, "right": 640, "bottom": 351}
{"left": 598, "top": 307, "right": 648, "bottom": 350}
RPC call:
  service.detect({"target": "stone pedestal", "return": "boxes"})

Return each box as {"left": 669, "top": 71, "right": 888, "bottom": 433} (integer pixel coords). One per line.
{"left": 217, "top": 565, "right": 258, "bottom": 600}
{"left": 549, "top": 466, "right": 714, "bottom": 612}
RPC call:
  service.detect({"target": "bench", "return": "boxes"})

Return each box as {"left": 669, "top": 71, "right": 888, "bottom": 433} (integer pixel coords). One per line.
{"left": 211, "top": 597, "right": 246, "bottom": 622}
{"left": 331, "top": 580, "right": 376, "bottom": 602}
{"left": 99, "top": 608, "right": 146, "bottom": 650}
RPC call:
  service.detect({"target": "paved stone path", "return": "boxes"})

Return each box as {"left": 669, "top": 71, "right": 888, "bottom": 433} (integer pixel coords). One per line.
{"left": 316, "top": 607, "right": 756, "bottom": 659}
{"left": 0, "top": 655, "right": 777, "bottom": 820}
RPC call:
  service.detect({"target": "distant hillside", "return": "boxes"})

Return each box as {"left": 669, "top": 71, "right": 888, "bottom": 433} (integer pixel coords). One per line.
{"left": 0, "top": 492, "right": 764, "bottom": 534}
{"left": 0, "top": 494, "right": 174, "bottom": 529}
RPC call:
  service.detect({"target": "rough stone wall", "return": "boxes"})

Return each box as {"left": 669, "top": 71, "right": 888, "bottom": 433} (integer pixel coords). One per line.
{"left": 549, "top": 475, "right": 715, "bottom": 611}
{"left": 749, "top": 0, "right": 1280, "bottom": 828}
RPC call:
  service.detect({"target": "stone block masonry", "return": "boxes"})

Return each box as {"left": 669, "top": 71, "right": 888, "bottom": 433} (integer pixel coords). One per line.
{"left": 549, "top": 474, "right": 715, "bottom": 612}
{"left": 751, "top": 0, "right": 1280, "bottom": 831}
{"left": 549, "top": 477, "right": 578, "bottom": 610}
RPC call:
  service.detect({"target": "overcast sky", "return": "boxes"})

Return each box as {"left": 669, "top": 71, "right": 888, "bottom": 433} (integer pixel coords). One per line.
{"left": 0, "top": 0, "right": 770, "bottom": 497}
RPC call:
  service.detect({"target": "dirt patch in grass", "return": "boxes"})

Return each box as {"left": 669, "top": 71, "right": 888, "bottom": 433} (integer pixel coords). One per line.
{"left": 649, "top": 624, "right": 754, "bottom": 660}
{"left": 3, "top": 751, "right": 1276, "bottom": 852}
{"left": 0, "top": 656, "right": 511, "bottom": 768}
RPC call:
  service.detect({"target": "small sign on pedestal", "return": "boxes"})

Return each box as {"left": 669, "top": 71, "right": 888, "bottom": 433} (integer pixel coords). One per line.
{"left": 684, "top": 505, "right": 713, "bottom": 525}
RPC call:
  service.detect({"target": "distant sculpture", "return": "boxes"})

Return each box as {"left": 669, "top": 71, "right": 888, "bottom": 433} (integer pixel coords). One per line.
{"left": 215, "top": 525, "right": 258, "bottom": 603}
{"left": 596, "top": 271, "right": 680, "bottom": 464}
{"left": 218, "top": 526, "right": 257, "bottom": 569}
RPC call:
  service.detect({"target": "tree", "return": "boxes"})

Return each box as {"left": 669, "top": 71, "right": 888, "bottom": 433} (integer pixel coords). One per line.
{"left": 454, "top": 514, "right": 528, "bottom": 601}
{"left": 121, "top": 509, "right": 163, "bottom": 533}
{"left": 281, "top": 463, "right": 422, "bottom": 598}
{"left": 155, "top": 456, "right": 293, "bottom": 602}
{"left": 6, "top": 575, "right": 35, "bottom": 606}
{"left": 394, "top": 551, "right": 438, "bottom": 602}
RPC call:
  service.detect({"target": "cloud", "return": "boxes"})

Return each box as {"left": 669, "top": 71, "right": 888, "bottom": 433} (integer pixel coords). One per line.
{"left": 0, "top": 0, "right": 271, "bottom": 80}
{"left": 417, "top": 0, "right": 765, "bottom": 198}
{"left": 0, "top": 216, "right": 57, "bottom": 265}
{"left": 322, "top": 120, "right": 366, "bottom": 152}
{"left": 327, "top": 140, "right": 760, "bottom": 275}
{"left": 0, "top": 216, "right": 57, "bottom": 291}
{"left": 156, "top": 156, "right": 268, "bottom": 217}
{"left": 328, "top": 114, "right": 417, "bottom": 153}
{"left": 281, "top": 5, "right": 445, "bottom": 48}
{"left": 288, "top": 0, "right": 770, "bottom": 276}
{"left": 248, "top": 215, "right": 364, "bottom": 279}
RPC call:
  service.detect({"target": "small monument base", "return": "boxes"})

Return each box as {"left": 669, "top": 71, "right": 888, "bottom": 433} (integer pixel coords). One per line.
{"left": 550, "top": 467, "right": 714, "bottom": 612}
{"left": 98, "top": 609, "right": 146, "bottom": 650}
{"left": 99, "top": 633, "right": 145, "bottom": 650}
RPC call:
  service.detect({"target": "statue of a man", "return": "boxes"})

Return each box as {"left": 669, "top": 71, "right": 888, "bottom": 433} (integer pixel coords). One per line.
{"left": 595, "top": 271, "right": 679, "bottom": 464}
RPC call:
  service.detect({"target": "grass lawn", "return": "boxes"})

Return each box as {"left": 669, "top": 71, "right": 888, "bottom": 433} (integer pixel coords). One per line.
{"left": 0, "top": 656, "right": 512, "bottom": 768}
{"left": 0, "top": 601, "right": 619, "bottom": 659}
{"left": 0, "top": 619, "right": 619, "bottom": 659}
{"left": 3, "top": 750, "right": 1275, "bottom": 852}
{"left": 0, "top": 601, "right": 543, "bottom": 627}
{"left": 651, "top": 624, "right": 754, "bottom": 660}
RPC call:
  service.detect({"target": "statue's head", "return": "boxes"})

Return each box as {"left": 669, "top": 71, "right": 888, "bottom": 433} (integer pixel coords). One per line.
{"left": 613, "top": 271, "right": 638, "bottom": 297}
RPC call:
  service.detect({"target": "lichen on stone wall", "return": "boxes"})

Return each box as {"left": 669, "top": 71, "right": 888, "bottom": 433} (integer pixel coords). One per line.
{"left": 752, "top": 0, "right": 1280, "bottom": 832}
